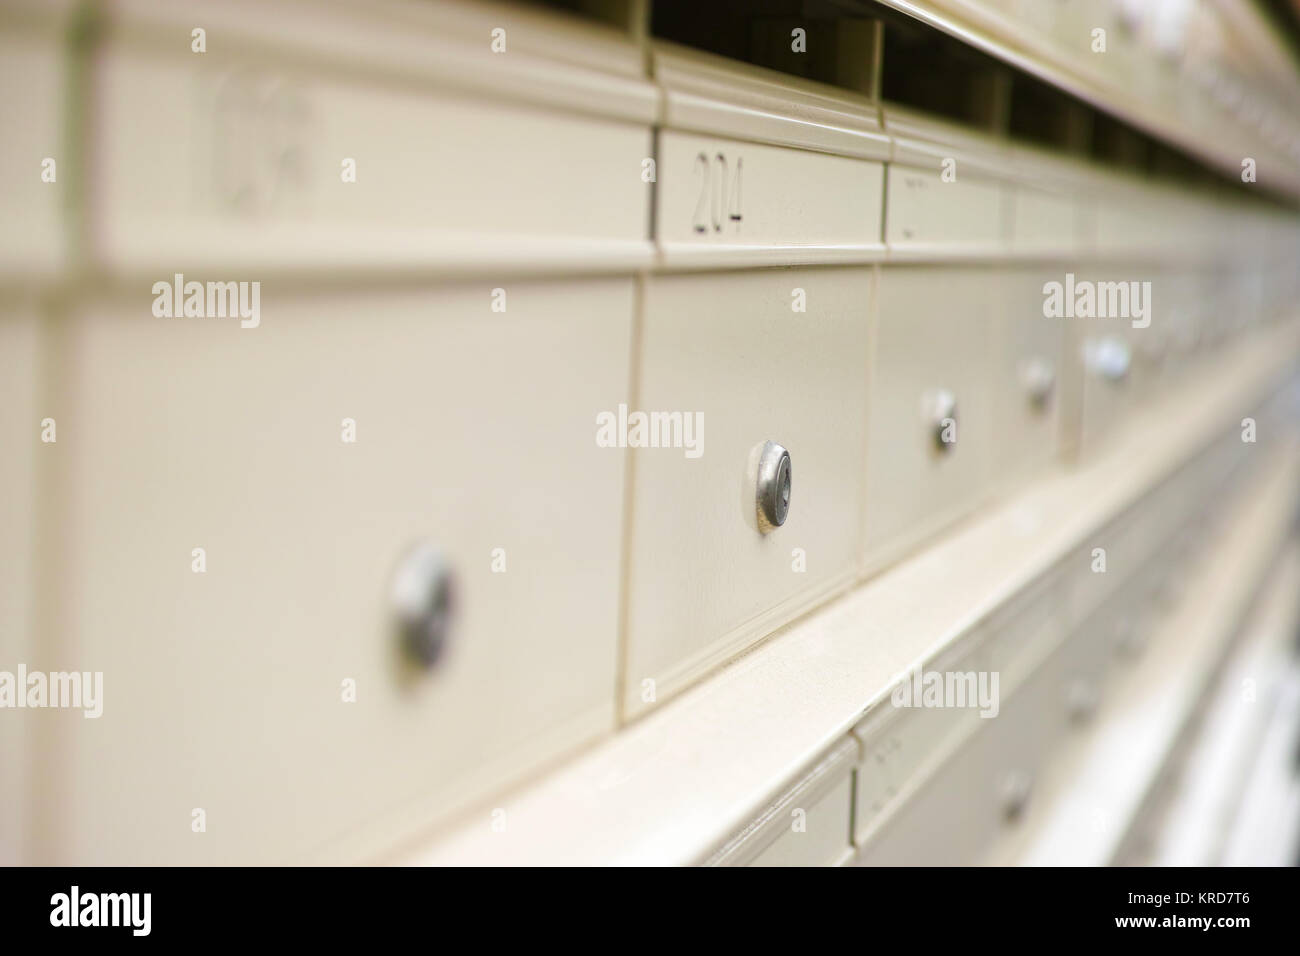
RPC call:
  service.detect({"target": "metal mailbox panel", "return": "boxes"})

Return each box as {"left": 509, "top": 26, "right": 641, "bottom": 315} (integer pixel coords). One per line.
{"left": 625, "top": 268, "right": 872, "bottom": 716}
{"left": 996, "top": 267, "right": 1067, "bottom": 482}
{"left": 750, "top": 771, "right": 854, "bottom": 867}
{"left": 46, "top": 278, "right": 633, "bottom": 863}
{"left": 657, "top": 130, "right": 885, "bottom": 264}
{"left": 864, "top": 266, "right": 997, "bottom": 571}
{"left": 93, "top": 0, "right": 653, "bottom": 273}
{"left": 885, "top": 164, "right": 1006, "bottom": 251}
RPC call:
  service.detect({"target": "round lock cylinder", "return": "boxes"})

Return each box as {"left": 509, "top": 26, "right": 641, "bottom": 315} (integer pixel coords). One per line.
{"left": 391, "top": 542, "right": 455, "bottom": 669}
{"left": 1019, "top": 357, "right": 1056, "bottom": 409}
{"left": 1085, "top": 336, "right": 1132, "bottom": 383}
{"left": 756, "top": 441, "right": 792, "bottom": 534}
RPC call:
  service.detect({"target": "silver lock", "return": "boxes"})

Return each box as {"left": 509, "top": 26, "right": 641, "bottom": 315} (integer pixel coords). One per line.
{"left": 391, "top": 542, "right": 455, "bottom": 669}
{"left": 1084, "top": 336, "right": 1131, "bottom": 383}
{"left": 756, "top": 441, "right": 792, "bottom": 534}
{"left": 922, "top": 389, "right": 958, "bottom": 453}
{"left": 1019, "top": 357, "right": 1056, "bottom": 409}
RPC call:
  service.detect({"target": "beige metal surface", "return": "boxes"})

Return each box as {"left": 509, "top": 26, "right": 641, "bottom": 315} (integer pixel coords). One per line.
{"left": 404, "top": 317, "right": 1299, "bottom": 866}
{"left": 0, "top": 301, "right": 42, "bottom": 865}
{"left": 656, "top": 131, "right": 886, "bottom": 268}
{"left": 41, "top": 280, "right": 633, "bottom": 864}
{"left": 0, "top": 2, "right": 68, "bottom": 281}
{"left": 625, "top": 268, "right": 872, "bottom": 715}
{"left": 4, "top": 0, "right": 1300, "bottom": 867}
{"left": 94, "top": 0, "right": 655, "bottom": 277}
{"left": 864, "top": 265, "right": 997, "bottom": 572}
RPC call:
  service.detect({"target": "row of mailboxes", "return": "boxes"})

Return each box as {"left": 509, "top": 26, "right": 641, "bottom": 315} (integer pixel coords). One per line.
{"left": 13, "top": 1, "right": 1300, "bottom": 276}
{"left": 2, "top": 0, "right": 1298, "bottom": 863}
{"left": 852, "top": 411, "right": 1286, "bottom": 866}
{"left": 714, "top": 389, "right": 1292, "bottom": 867}
{"left": 928, "top": 0, "right": 1300, "bottom": 190}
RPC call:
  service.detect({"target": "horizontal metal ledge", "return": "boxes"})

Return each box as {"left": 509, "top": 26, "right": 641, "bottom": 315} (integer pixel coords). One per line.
{"left": 656, "top": 242, "right": 888, "bottom": 271}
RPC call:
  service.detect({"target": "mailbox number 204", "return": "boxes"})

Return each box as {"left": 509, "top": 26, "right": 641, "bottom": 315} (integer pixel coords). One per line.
{"left": 692, "top": 151, "right": 743, "bottom": 234}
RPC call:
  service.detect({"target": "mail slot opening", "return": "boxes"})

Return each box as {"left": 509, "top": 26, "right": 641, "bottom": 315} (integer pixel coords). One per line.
{"left": 651, "top": 0, "right": 881, "bottom": 99}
